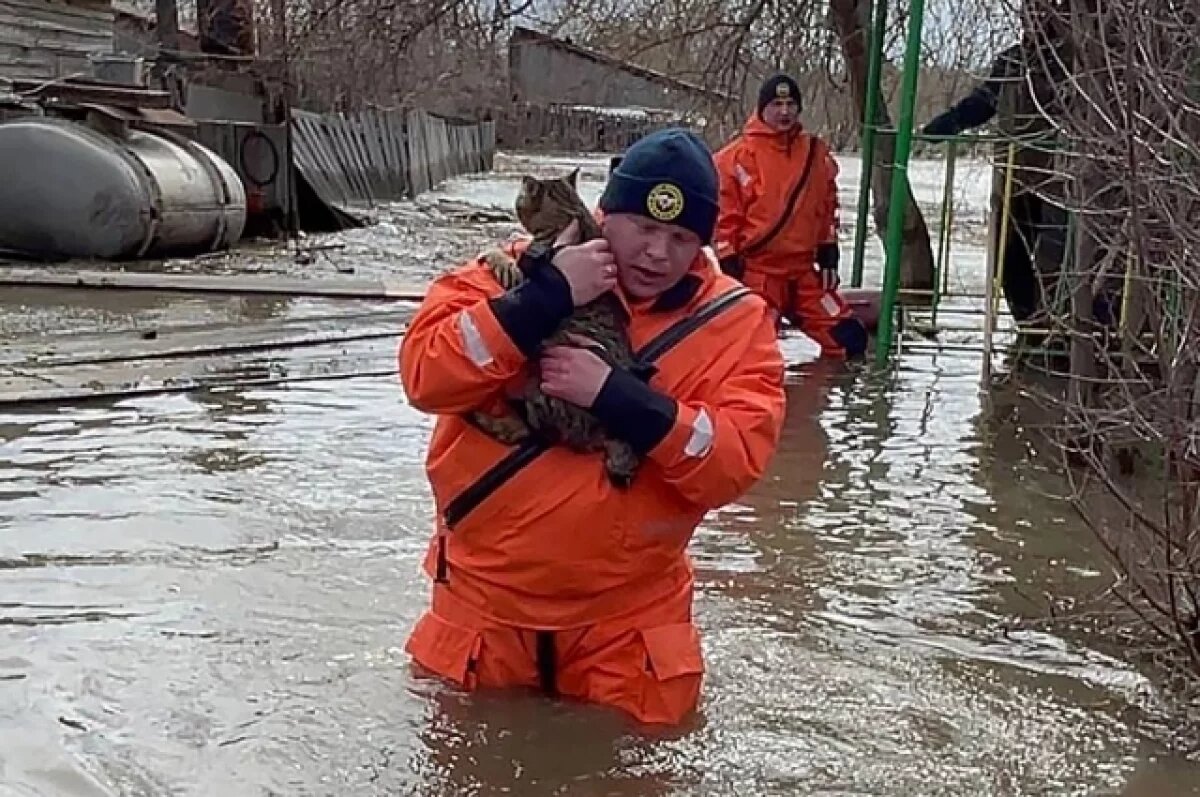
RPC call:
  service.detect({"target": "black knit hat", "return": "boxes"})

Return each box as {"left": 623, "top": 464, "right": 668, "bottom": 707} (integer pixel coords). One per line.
{"left": 599, "top": 127, "right": 719, "bottom": 244}
{"left": 757, "top": 73, "right": 802, "bottom": 117}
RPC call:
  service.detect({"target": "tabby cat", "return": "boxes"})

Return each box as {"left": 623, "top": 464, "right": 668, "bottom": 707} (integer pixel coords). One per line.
{"left": 469, "top": 167, "right": 641, "bottom": 488}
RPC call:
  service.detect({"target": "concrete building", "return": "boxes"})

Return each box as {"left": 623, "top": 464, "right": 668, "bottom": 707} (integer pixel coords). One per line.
{"left": 507, "top": 25, "right": 730, "bottom": 116}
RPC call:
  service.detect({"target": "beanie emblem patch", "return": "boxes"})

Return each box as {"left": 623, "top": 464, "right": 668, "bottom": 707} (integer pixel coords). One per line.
{"left": 646, "top": 182, "right": 685, "bottom": 222}
{"left": 775, "top": 82, "right": 791, "bottom": 98}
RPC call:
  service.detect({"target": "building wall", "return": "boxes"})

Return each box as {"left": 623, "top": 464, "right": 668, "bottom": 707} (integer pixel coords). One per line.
{"left": 507, "top": 28, "right": 720, "bottom": 115}
{"left": 0, "top": 0, "right": 113, "bottom": 81}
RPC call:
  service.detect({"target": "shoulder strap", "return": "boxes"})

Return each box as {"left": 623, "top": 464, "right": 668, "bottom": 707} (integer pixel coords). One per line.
{"left": 740, "top": 137, "right": 820, "bottom": 258}
{"left": 441, "top": 286, "right": 752, "bottom": 530}
{"left": 634, "top": 286, "right": 751, "bottom": 364}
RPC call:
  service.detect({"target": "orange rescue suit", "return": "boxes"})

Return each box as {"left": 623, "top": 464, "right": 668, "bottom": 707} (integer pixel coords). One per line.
{"left": 714, "top": 113, "right": 862, "bottom": 357}
{"left": 398, "top": 237, "right": 786, "bottom": 725}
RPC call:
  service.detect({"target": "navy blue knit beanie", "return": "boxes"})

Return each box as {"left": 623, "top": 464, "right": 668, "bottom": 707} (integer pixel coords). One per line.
{"left": 757, "top": 73, "right": 802, "bottom": 116}
{"left": 598, "top": 128, "right": 719, "bottom": 244}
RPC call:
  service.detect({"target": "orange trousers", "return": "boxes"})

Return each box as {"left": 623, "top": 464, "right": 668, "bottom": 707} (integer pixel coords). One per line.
{"left": 741, "top": 268, "right": 861, "bottom": 358}
{"left": 405, "top": 579, "right": 704, "bottom": 726}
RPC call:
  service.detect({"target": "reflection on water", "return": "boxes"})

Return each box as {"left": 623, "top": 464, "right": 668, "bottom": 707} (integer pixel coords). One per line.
{"left": 2, "top": 335, "right": 1198, "bottom": 796}
{"left": 0, "top": 286, "right": 298, "bottom": 341}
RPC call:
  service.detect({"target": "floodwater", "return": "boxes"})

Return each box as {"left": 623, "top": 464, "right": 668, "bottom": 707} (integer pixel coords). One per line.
{"left": 2, "top": 151, "right": 1199, "bottom": 796}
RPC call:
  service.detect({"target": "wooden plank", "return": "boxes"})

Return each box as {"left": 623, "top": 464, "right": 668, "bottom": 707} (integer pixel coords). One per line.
{"left": 6, "top": 79, "right": 171, "bottom": 108}
{"left": 447, "top": 125, "right": 462, "bottom": 177}
{"left": 298, "top": 115, "right": 351, "bottom": 208}
{"left": 0, "top": 44, "right": 57, "bottom": 68}
{"left": 388, "top": 109, "right": 411, "bottom": 197}
{"left": 0, "top": 0, "right": 112, "bottom": 81}
{"left": 0, "top": 268, "right": 426, "bottom": 300}
{"left": 370, "top": 110, "right": 401, "bottom": 200}
{"left": 0, "top": 343, "right": 400, "bottom": 407}
{"left": 307, "top": 116, "right": 349, "bottom": 201}
{"left": 351, "top": 111, "right": 387, "bottom": 201}
{"left": 0, "top": 16, "right": 112, "bottom": 47}
{"left": 483, "top": 120, "right": 496, "bottom": 168}
{"left": 350, "top": 115, "right": 383, "bottom": 202}
{"left": 373, "top": 108, "right": 403, "bottom": 198}
{"left": 328, "top": 115, "right": 372, "bottom": 205}
{"left": 320, "top": 118, "right": 361, "bottom": 205}
{"left": 330, "top": 115, "right": 371, "bottom": 204}
{"left": 418, "top": 111, "right": 434, "bottom": 192}
{"left": 6, "top": 311, "right": 409, "bottom": 369}
{"left": 1, "top": 0, "right": 112, "bottom": 18}
{"left": 0, "top": 0, "right": 113, "bottom": 25}
{"left": 359, "top": 109, "right": 390, "bottom": 199}
{"left": 428, "top": 115, "right": 446, "bottom": 187}
{"left": 441, "top": 121, "right": 454, "bottom": 181}
{"left": 325, "top": 115, "right": 360, "bottom": 200}
{"left": 300, "top": 114, "right": 355, "bottom": 208}
{"left": 405, "top": 108, "right": 430, "bottom": 196}
{"left": 291, "top": 113, "right": 349, "bottom": 211}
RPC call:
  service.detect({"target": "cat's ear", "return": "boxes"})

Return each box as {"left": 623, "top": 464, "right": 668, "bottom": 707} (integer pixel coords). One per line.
{"left": 565, "top": 167, "right": 579, "bottom": 188}
{"left": 521, "top": 175, "right": 542, "bottom": 198}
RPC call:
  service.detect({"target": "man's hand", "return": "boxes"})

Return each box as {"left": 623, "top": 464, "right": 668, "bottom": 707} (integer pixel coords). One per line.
{"left": 549, "top": 219, "right": 619, "bottom": 306}
{"left": 539, "top": 334, "right": 613, "bottom": 408}
{"left": 816, "top": 242, "right": 841, "bottom": 292}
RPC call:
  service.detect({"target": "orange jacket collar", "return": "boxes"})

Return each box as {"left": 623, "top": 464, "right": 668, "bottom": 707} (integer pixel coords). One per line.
{"left": 741, "top": 111, "right": 806, "bottom": 150}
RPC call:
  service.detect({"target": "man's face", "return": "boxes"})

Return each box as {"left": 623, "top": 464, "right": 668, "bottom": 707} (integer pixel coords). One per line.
{"left": 602, "top": 213, "right": 701, "bottom": 300}
{"left": 761, "top": 97, "right": 800, "bottom": 131}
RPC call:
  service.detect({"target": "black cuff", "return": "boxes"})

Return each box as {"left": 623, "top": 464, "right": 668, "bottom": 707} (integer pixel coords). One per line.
{"left": 816, "top": 243, "right": 839, "bottom": 271}
{"left": 591, "top": 365, "right": 677, "bottom": 456}
{"left": 922, "top": 112, "right": 959, "bottom": 137}
{"left": 486, "top": 250, "right": 573, "bottom": 356}
{"left": 954, "top": 87, "right": 999, "bottom": 129}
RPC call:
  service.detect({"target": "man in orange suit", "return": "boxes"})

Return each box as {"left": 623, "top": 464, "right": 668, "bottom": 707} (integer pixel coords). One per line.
{"left": 714, "top": 73, "right": 869, "bottom": 358}
{"left": 399, "top": 128, "right": 786, "bottom": 726}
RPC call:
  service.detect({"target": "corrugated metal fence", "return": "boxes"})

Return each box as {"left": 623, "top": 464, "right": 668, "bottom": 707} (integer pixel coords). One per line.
{"left": 290, "top": 106, "right": 496, "bottom": 215}
{"left": 496, "top": 102, "right": 683, "bottom": 153}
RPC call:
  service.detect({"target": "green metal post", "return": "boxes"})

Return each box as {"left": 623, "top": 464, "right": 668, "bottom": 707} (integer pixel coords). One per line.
{"left": 873, "top": 0, "right": 928, "bottom": 366}
{"left": 850, "top": 0, "right": 888, "bottom": 288}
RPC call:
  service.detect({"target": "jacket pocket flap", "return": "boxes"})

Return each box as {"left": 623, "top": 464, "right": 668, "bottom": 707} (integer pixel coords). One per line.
{"left": 640, "top": 622, "right": 704, "bottom": 682}
{"left": 406, "top": 612, "right": 483, "bottom": 684}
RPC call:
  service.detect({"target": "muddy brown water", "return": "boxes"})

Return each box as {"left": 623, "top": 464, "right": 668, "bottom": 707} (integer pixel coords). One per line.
{"left": 2, "top": 318, "right": 1199, "bottom": 795}
{"left": 3, "top": 154, "right": 1200, "bottom": 795}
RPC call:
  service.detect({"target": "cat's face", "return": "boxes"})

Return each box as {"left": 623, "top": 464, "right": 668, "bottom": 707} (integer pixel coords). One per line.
{"left": 515, "top": 168, "right": 582, "bottom": 237}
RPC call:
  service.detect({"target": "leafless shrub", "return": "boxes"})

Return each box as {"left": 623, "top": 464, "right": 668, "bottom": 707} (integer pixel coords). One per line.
{"left": 228, "top": 0, "right": 1030, "bottom": 135}
{"left": 246, "top": 0, "right": 524, "bottom": 115}
{"left": 1016, "top": 0, "right": 1200, "bottom": 690}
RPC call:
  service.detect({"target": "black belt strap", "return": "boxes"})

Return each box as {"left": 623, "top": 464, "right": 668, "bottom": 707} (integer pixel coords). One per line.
{"left": 441, "top": 285, "right": 752, "bottom": 531}
{"left": 535, "top": 631, "right": 557, "bottom": 695}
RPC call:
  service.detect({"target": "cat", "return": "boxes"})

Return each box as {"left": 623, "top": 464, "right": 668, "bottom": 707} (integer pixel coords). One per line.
{"left": 469, "top": 167, "right": 641, "bottom": 488}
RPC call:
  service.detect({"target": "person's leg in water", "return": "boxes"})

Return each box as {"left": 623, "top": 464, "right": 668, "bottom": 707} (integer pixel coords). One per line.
{"left": 999, "top": 193, "right": 1043, "bottom": 322}
{"left": 739, "top": 270, "right": 789, "bottom": 337}
{"left": 788, "top": 268, "right": 868, "bottom": 358}
{"left": 406, "top": 582, "right": 704, "bottom": 727}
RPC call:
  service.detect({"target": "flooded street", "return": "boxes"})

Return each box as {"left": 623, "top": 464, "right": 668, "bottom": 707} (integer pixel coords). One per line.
{"left": 2, "top": 151, "right": 1199, "bottom": 795}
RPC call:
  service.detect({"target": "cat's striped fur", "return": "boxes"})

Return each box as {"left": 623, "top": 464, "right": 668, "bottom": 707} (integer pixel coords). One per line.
{"left": 469, "top": 167, "right": 640, "bottom": 488}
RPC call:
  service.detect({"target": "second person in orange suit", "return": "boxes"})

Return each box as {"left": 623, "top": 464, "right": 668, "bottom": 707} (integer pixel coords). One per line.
{"left": 713, "top": 73, "right": 869, "bottom": 358}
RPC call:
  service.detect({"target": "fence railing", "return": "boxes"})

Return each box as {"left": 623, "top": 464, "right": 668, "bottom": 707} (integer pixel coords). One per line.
{"left": 495, "top": 101, "right": 692, "bottom": 153}
{"left": 290, "top": 106, "right": 496, "bottom": 215}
